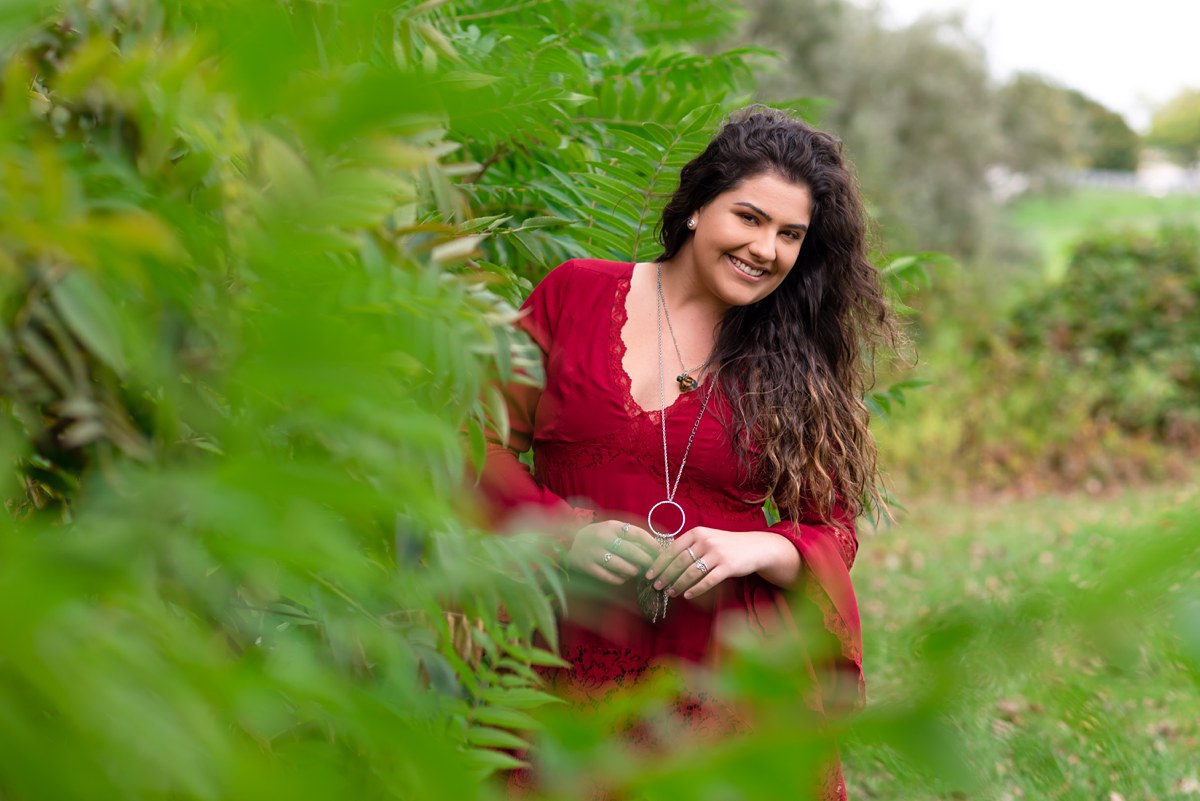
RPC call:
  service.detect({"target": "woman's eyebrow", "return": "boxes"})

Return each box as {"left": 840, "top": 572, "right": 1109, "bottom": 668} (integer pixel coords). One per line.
{"left": 733, "top": 201, "right": 808, "bottom": 231}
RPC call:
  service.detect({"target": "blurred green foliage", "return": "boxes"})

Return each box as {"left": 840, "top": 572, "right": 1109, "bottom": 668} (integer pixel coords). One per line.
{"left": 0, "top": 0, "right": 596, "bottom": 796}
{"left": 1146, "top": 87, "right": 1200, "bottom": 165}
{"left": 1012, "top": 225, "right": 1200, "bottom": 443}
{"left": 996, "top": 74, "right": 1141, "bottom": 174}
{"left": 877, "top": 190, "right": 1200, "bottom": 495}
{"left": 1, "top": 1, "right": 1195, "bottom": 800}
{"left": 0, "top": 0, "right": 823, "bottom": 798}
{"left": 847, "top": 482, "right": 1200, "bottom": 800}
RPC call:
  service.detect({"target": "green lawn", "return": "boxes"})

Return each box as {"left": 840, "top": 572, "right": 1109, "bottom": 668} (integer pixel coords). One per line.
{"left": 844, "top": 479, "right": 1200, "bottom": 800}
{"left": 1005, "top": 188, "right": 1200, "bottom": 280}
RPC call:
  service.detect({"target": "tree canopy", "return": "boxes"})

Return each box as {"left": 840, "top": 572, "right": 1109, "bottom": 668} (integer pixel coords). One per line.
{"left": 1146, "top": 87, "right": 1200, "bottom": 164}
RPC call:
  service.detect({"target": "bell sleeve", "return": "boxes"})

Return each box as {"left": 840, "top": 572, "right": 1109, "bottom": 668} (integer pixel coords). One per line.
{"left": 473, "top": 261, "right": 597, "bottom": 535}
{"left": 768, "top": 499, "right": 865, "bottom": 712}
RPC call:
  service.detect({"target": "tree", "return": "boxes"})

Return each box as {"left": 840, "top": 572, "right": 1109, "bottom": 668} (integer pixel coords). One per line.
{"left": 739, "top": 0, "right": 1000, "bottom": 258}
{"left": 995, "top": 74, "right": 1140, "bottom": 174}
{"left": 994, "top": 73, "right": 1085, "bottom": 175}
{"left": 1146, "top": 87, "right": 1200, "bottom": 164}
{"left": 1066, "top": 90, "right": 1141, "bottom": 171}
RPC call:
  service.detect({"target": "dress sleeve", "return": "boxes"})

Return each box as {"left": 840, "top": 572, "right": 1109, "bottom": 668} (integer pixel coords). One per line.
{"left": 768, "top": 498, "right": 865, "bottom": 712}
{"left": 473, "top": 262, "right": 597, "bottom": 534}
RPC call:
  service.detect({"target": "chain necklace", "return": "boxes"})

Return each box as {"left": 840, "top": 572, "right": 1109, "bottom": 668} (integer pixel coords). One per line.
{"left": 637, "top": 262, "right": 717, "bottom": 624}
{"left": 658, "top": 263, "right": 711, "bottom": 392}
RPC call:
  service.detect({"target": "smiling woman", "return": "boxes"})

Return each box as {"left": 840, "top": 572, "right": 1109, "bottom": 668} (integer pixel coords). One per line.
{"left": 475, "top": 107, "right": 901, "bottom": 801}
{"left": 683, "top": 172, "right": 813, "bottom": 308}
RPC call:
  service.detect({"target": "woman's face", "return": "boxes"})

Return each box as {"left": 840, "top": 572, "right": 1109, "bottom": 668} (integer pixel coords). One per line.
{"left": 686, "top": 171, "right": 812, "bottom": 309}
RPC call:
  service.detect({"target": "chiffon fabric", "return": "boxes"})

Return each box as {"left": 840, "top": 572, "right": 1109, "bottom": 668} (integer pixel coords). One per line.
{"left": 477, "top": 259, "right": 864, "bottom": 800}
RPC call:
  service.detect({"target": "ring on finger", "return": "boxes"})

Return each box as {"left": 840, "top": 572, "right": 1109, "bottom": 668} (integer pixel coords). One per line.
{"left": 694, "top": 557, "right": 708, "bottom": 575}
{"left": 604, "top": 552, "right": 614, "bottom": 563}
{"left": 612, "top": 536, "right": 623, "bottom": 550}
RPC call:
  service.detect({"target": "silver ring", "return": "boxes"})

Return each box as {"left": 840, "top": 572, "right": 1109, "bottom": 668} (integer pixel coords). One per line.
{"left": 686, "top": 546, "right": 697, "bottom": 561}
{"left": 620, "top": 522, "right": 631, "bottom": 534}
{"left": 603, "top": 552, "right": 613, "bottom": 563}
{"left": 694, "top": 558, "right": 708, "bottom": 575}
{"left": 612, "top": 536, "right": 623, "bottom": 550}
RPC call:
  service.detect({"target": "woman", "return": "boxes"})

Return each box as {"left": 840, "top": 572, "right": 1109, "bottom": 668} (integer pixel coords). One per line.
{"left": 477, "top": 106, "right": 898, "bottom": 800}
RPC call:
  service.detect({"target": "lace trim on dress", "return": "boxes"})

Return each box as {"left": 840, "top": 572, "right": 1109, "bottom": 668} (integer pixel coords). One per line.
{"left": 610, "top": 266, "right": 699, "bottom": 426}
{"left": 609, "top": 272, "right": 643, "bottom": 421}
{"left": 833, "top": 525, "right": 859, "bottom": 570}
{"left": 804, "top": 580, "right": 866, "bottom": 704}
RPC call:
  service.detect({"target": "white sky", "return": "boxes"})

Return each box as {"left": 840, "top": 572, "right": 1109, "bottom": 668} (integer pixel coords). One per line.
{"left": 869, "top": 0, "right": 1200, "bottom": 131}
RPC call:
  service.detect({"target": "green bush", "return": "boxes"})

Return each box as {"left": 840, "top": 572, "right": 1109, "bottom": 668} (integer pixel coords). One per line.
{"left": 0, "top": 0, "right": 780, "bottom": 798}
{"left": 874, "top": 224, "right": 1200, "bottom": 494}
{"left": 1011, "top": 225, "right": 1200, "bottom": 444}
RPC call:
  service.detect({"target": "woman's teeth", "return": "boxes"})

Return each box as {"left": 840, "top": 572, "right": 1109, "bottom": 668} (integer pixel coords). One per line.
{"left": 731, "top": 256, "right": 765, "bottom": 277}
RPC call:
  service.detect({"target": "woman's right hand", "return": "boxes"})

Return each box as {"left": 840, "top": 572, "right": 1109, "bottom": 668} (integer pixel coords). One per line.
{"left": 565, "top": 520, "right": 660, "bottom": 585}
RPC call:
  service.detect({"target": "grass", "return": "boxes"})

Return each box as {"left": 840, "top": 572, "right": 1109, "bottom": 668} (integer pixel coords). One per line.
{"left": 843, "top": 478, "right": 1200, "bottom": 800}
{"left": 1004, "top": 188, "right": 1200, "bottom": 280}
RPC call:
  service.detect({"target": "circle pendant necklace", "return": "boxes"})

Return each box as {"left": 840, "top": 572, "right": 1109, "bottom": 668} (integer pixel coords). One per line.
{"left": 638, "top": 262, "right": 716, "bottom": 624}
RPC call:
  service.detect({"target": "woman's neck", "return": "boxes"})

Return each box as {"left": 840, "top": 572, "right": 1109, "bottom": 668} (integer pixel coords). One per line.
{"left": 658, "top": 250, "right": 728, "bottom": 331}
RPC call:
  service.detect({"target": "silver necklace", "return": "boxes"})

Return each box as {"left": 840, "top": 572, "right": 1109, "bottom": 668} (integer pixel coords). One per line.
{"left": 637, "top": 262, "right": 717, "bottom": 623}
{"left": 658, "top": 263, "right": 711, "bottom": 391}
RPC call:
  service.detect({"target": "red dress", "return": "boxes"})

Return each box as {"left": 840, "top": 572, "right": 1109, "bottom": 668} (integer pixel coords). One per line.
{"left": 478, "top": 260, "right": 864, "bottom": 800}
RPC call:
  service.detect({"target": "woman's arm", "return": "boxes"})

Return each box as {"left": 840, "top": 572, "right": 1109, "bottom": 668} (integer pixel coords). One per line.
{"left": 644, "top": 498, "right": 855, "bottom": 599}
{"left": 471, "top": 262, "right": 661, "bottom": 577}
{"left": 643, "top": 526, "right": 801, "bottom": 599}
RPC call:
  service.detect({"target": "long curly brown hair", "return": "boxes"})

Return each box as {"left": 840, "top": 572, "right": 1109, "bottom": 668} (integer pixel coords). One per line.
{"left": 658, "top": 106, "right": 900, "bottom": 523}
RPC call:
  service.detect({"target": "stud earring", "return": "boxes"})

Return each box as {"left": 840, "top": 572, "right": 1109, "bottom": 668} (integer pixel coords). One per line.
{"left": 686, "top": 218, "right": 696, "bottom": 230}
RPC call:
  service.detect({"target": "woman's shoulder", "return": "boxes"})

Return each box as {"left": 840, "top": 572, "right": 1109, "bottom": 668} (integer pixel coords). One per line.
{"left": 520, "top": 259, "right": 634, "bottom": 328}
{"left": 541, "top": 258, "right": 634, "bottom": 286}
{"left": 525, "top": 259, "right": 633, "bottom": 312}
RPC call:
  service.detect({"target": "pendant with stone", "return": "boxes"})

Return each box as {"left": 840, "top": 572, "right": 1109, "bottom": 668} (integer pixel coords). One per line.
{"left": 676, "top": 372, "right": 698, "bottom": 392}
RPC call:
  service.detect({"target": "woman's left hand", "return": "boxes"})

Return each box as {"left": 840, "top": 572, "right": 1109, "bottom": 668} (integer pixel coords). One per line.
{"left": 645, "top": 527, "right": 802, "bottom": 599}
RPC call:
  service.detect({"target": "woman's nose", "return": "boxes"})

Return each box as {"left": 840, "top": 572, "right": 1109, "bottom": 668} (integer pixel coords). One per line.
{"left": 747, "top": 231, "right": 775, "bottom": 262}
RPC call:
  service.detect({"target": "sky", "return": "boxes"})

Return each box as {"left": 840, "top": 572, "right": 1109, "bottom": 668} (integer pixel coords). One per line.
{"left": 869, "top": 0, "right": 1200, "bottom": 132}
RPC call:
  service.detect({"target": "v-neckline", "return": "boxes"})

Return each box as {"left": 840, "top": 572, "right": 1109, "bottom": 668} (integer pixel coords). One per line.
{"left": 611, "top": 261, "right": 711, "bottom": 421}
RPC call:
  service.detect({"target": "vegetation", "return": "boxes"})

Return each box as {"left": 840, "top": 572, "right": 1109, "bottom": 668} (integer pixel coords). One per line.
{"left": 737, "top": 0, "right": 1142, "bottom": 260}
{"left": 996, "top": 74, "right": 1141, "bottom": 174}
{"left": 1012, "top": 226, "right": 1200, "bottom": 444}
{"left": 1, "top": 1, "right": 1196, "bottom": 800}
{"left": 741, "top": 0, "right": 997, "bottom": 257}
{"left": 847, "top": 478, "right": 1200, "bottom": 800}
{"left": 877, "top": 189, "right": 1200, "bottom": 495}
{"left": 0, "top": 0, "right": 765, "bottom": 797}
{"left": 1146, "top": 87, "right": 1200, "bottom": 164}
{"left": 1002, "top": 188, "right": 1200, "bottom": 280}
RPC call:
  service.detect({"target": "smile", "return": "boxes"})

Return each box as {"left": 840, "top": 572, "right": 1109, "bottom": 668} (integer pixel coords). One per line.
{"left": 729, "top": 255, "right": 766, "bottom": 278}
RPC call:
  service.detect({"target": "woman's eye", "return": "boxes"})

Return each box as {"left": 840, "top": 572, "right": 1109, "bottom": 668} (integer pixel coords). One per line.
{"left": 740, "top": 213, "right": 756, "bottom": 223}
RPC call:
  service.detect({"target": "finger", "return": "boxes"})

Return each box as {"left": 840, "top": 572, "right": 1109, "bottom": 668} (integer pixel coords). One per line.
{"left": 599, "top": 551, "right": 640, "bottom": 579}
{"left": 583, "top": 563, "right": 626, "bottom": 585}
{"left": 647, "top": 532, "right": 696, "bottom": 579}
{"left": 647, "top": 547, "right": 680, "bottom": 581}
{"left": 680, "top": 563, "right": 725, "bottom": 599}
{"left": 668, "top": 554, "right": 714, "bottom": 597}
{"left": 610, "top": 536, "right": 656, "bottom": 569}
{"left": 618, "top": 548, "right": 655, "bottom": 570}
{"left": 653, "top": 551, "right": 695, "bottom": 593}
{"left": 616, "top": 526, "right": 661, "bottom": 562}
{"left": 664, "top": 543, "right": 713, "bottom": 593}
